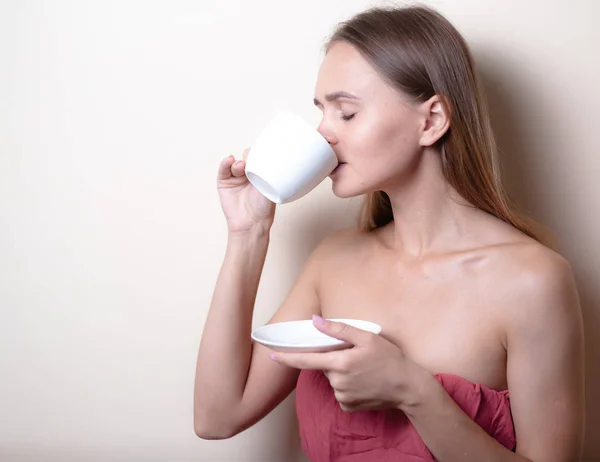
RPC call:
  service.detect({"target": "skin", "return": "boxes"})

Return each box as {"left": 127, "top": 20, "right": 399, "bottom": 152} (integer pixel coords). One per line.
{"left": 194, "top": 42, "right": 585, "bottom": 461}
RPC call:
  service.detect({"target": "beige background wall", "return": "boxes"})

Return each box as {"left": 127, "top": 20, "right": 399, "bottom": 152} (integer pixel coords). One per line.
{"left": 1, "top": 0, "right": 598, "bottom": 460}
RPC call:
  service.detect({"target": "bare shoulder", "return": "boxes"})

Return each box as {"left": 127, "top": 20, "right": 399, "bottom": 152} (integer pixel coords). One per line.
{"left": 322, "top": 226, "right": 369, "bottom": 244}
{"left": 290, "top": 227, "right": 368, "bottom": 290}
{"left": 311, "top": 226, "right": 371, "bottom": 259}
{"left": 300, "top": 226, "right": 374, "bottom": 279}
{"left": 484, "top": 238, "right": 581, "bottom": 333}
{"left": 490, "top": 239, "right": 573, "bottom": 284}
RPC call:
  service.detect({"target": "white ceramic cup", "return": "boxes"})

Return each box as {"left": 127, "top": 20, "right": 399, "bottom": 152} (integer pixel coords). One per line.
{"left": 245, "top": 111, "right": 338, "bottom": 204}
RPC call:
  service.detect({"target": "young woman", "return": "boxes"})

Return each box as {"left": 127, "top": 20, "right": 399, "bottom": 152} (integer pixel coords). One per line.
{"left": 194, "top": 5, "right": 585, "bottom": 461}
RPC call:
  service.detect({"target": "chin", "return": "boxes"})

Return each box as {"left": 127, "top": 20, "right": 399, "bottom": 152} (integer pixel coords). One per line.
{"left": 330, "top": 180, "right": 369, "bottom": 199}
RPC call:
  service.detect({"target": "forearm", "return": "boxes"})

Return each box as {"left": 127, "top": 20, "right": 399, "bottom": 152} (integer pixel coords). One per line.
{"left": 194, "top": 230, "right": 270, "bottom": 426}
{"left": 402, "top": 373, "right": 531, "bottom": 462}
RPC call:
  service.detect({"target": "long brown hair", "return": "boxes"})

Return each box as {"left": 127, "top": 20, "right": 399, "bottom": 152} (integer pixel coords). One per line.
{"left": 326, "top": 5, "right": 540, "bottom": 241}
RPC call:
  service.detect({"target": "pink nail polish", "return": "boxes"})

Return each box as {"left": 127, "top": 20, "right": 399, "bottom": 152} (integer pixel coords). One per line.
{"left": 269, "top": 353, "right": 277, "bottom": 361}
{"left": 312, "top": 314, "right": 327, "bottom": 326}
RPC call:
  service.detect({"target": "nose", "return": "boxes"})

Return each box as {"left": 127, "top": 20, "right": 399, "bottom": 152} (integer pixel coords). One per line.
{"left": 317, "top": 118, "right": 338, "bottom": 146}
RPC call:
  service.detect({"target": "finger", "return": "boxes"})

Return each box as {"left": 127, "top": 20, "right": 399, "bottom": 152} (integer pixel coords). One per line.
{"left": 242, "top": 147, "right": 250, "bottom": 161}
{"left": 217, "top": 155, "right": 236, "bottom": 181}
{"left": 230, "top": 159, "right": 246, "bottom": 178}
{"left": 269, "top": 351, "right": 337, "bottom": 371}
{"left": 312, "top": 315, "right": 371, "bottom": 346}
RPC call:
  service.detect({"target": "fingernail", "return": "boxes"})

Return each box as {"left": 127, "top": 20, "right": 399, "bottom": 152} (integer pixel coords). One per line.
{"left": 312, "top": 315, "right": 327, "bottom": 326}
{"left": 269, "top": 353, "right": 277, "bottom": 361}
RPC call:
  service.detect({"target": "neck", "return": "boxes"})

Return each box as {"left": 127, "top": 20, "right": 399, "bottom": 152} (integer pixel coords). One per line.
{"left": 381, "top": 148, "right": 479, "bottom": 258}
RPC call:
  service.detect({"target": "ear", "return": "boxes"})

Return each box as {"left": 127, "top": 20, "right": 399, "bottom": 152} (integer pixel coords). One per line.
{"left": 418, "top": 95, "right": 450, "bottom": 147}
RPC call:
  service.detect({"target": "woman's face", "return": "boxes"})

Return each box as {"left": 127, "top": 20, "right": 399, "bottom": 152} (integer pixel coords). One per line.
{"left": 314, "top": 41, "right": 427, "bottom": 198}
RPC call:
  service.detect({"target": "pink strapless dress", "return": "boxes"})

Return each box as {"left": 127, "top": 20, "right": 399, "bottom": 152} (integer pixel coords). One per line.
{"left": 296, "top": 370, "right": 515, "bottom": 461}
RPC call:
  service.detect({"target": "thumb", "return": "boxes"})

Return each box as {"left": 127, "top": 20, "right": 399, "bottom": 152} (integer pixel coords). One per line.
{"left": 231, "top": 159, "right": 246, "bottom": 178}
{"left": 312, "top": 315, "right": 370, "bottom": 346}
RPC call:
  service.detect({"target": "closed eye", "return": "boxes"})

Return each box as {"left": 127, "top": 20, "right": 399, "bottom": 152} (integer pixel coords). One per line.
{"left": 341, "top": 114, "right": 356, "bottom": 121}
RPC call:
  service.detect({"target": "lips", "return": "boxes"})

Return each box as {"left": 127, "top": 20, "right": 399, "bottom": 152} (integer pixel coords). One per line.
{"left": 331, "top": 162, "right": 346, "bottom": 175}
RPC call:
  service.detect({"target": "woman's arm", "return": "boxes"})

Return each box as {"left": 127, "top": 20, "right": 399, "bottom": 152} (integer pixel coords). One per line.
{"left": 402, "top": 253, "right": 585, "bottom": 461}
{"left": 194, "top": 230, "right": 324, "bottom": 439}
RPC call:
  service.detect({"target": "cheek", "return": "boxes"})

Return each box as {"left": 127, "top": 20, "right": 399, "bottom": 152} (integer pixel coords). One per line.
{"left": 342, "top": 121, "right": 386, "bottom": 164}
{"left": 349, "top": 121, "right": 416, "bottom": 174}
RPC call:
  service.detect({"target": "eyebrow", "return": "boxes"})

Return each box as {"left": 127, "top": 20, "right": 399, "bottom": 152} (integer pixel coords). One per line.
{"left": 313, "top": 91, "right": 360, "bottom": 107}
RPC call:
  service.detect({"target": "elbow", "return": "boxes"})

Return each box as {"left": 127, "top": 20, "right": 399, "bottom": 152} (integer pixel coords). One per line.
{"left": 194, "top": 425, "right": 236, "bottom": 440}
{"left": 194, "top": 413, "right": 239, "bottom": 440}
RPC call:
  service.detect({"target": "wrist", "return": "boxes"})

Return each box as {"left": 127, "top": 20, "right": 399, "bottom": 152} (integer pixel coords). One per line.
{"left": 227, "top": 227, "right": 271, "bottom": 250}
{"left": 224, "top": 227, "right": 271, "bottom": 274}
{"left": 396, "top": 365, "right": 443, "bottom": 417}
{"left": 228, "top": 224, "right": 271, "bottom": 241}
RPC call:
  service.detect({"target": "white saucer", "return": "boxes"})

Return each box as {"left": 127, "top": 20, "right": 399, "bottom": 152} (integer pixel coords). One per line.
{"left": 251, "top": 318, "right": 382, "bottom": 353}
